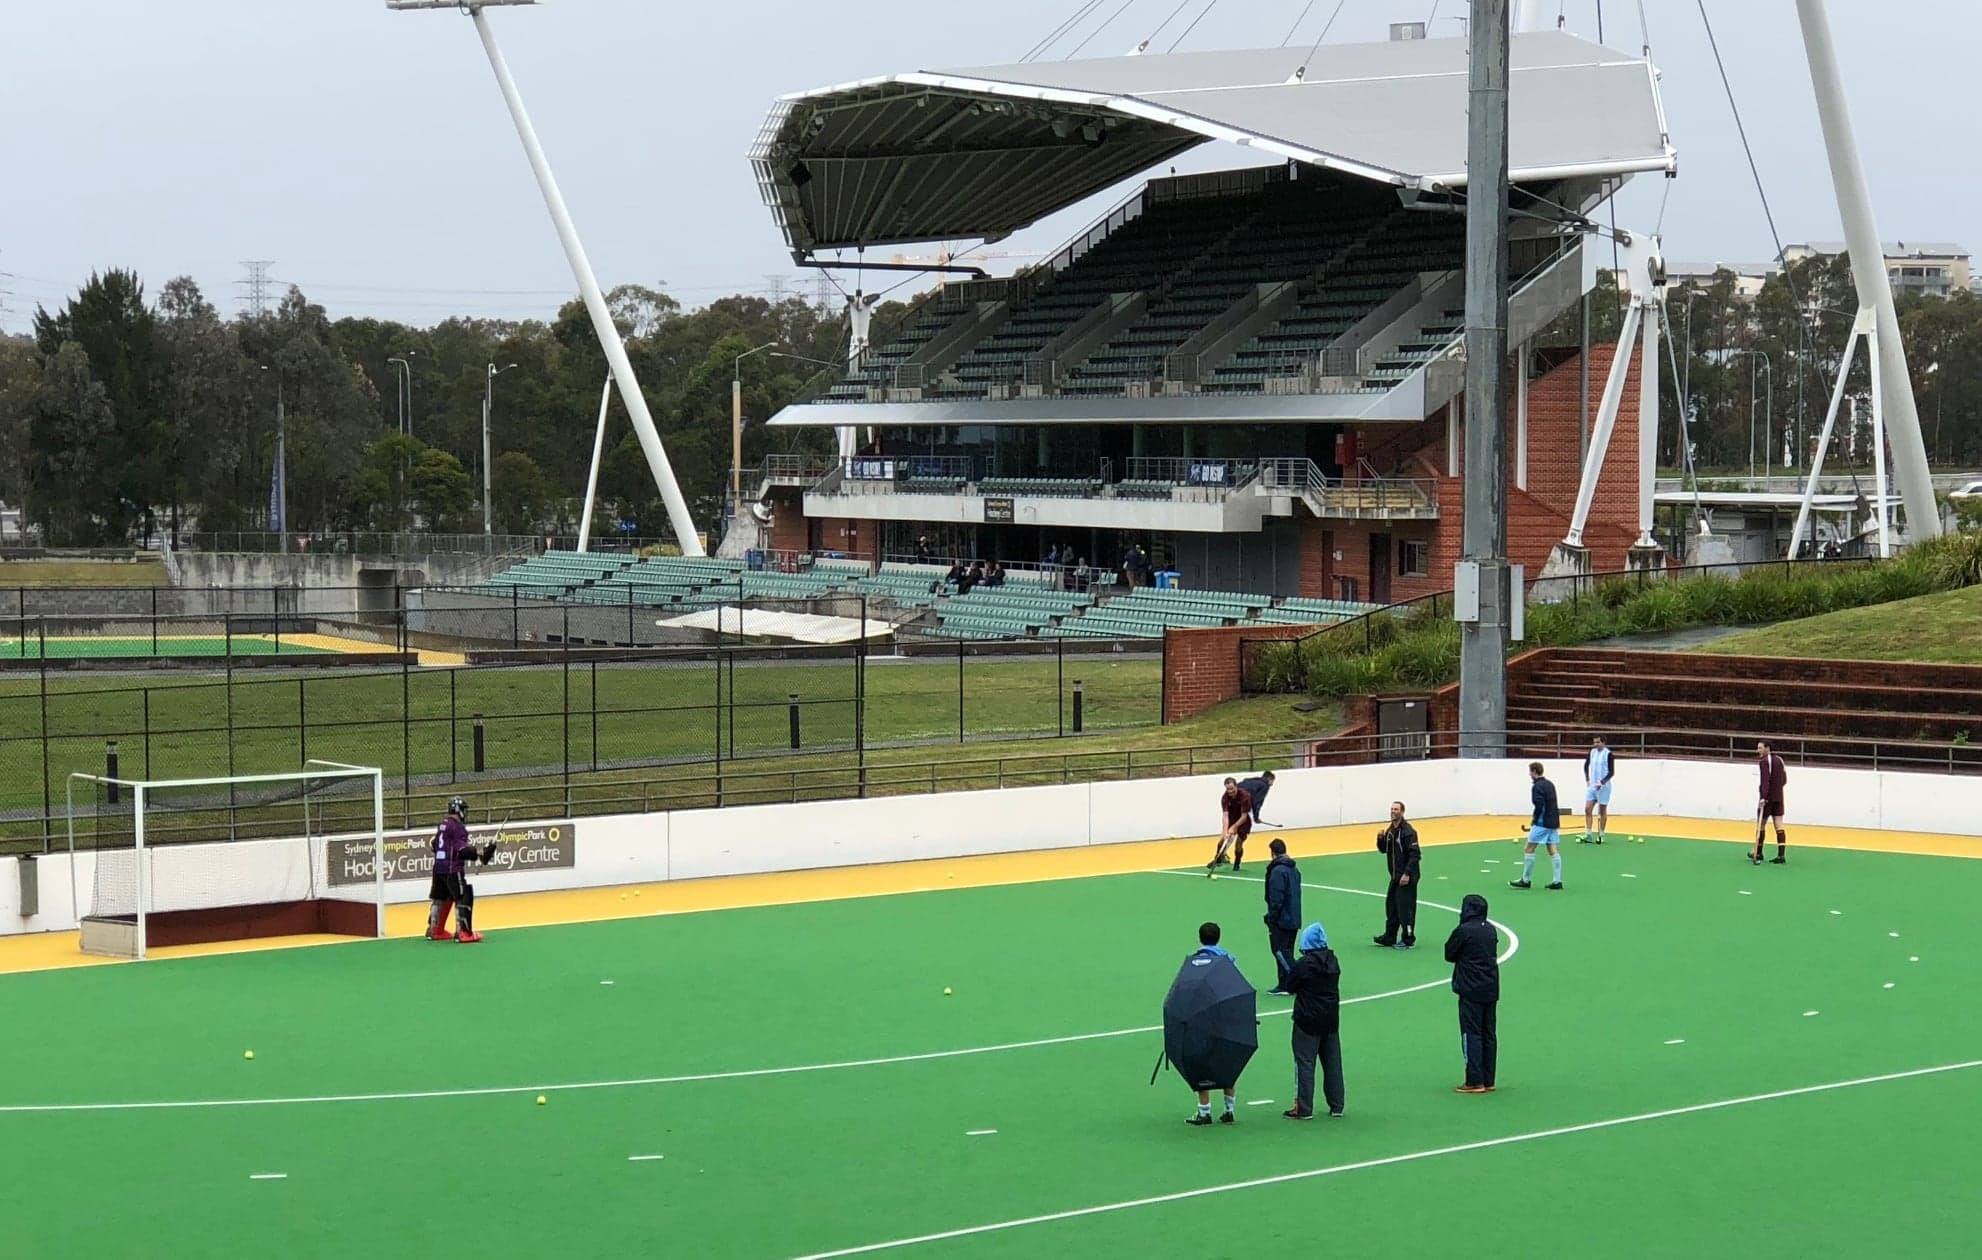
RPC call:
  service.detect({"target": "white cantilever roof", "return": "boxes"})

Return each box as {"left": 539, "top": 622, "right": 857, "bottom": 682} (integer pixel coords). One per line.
{"left": 752, "top": 30, "right": 1674, "bottom": 256}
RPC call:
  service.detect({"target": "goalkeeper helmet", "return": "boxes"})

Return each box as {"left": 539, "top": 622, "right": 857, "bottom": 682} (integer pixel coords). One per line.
{"left": 448, "top": 796, "right": 468, "bottom": 819}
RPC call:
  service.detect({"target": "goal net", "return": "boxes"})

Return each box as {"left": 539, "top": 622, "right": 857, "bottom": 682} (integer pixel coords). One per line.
{"left": 66, "top": 760, "right": 386, "bottom": 959}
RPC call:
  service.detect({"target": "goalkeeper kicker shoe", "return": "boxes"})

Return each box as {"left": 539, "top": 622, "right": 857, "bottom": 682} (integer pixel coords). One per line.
{"left": 455, "top": 929, "right": 484, "bottom": 944}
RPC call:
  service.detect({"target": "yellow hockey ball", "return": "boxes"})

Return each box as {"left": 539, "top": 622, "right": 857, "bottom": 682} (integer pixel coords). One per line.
{"left": 943, "top": 987, "right": 954, "bottom": 996}
{"left": 243, "top": 1050, "right": 255, "bottom": 1061}
{"left": 536, "top": 1095, "right": 547, "bottom": 1106}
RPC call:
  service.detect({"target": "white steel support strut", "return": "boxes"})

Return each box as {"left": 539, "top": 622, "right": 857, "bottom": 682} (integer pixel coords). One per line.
{"left": 1563, "top": 301, "right": 1643, "bottom": 549}
{"left": 577, "top": 372, "right": 613, "bottom": 553}
{"left": 1789, "top": 311, "right": 1870, "bottom": 559}
{"left": 397, "top": 1, "right": 705, "bottom": 553}
{"left": 1795, "top": 0, "right": 1939, "bottom": 545}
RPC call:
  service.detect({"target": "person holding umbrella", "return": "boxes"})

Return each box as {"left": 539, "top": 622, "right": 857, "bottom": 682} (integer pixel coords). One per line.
{"left": 1159, "top": 922, "right": 1258, "bottom": 1126}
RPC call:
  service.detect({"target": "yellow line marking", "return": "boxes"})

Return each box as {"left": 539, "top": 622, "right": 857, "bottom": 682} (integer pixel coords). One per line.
{"left": 0, "top": 813, "right": 1972, "bottom": 977}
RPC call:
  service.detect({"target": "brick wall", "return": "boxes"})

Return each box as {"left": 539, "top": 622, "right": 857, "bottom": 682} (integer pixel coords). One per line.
{"left": 1162, "top": 623, "right": 1315, "bottom": 723}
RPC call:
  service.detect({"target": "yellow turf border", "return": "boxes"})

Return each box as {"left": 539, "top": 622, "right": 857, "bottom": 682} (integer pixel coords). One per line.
{"left": 1, "top": 814, "right": 1972, "bottom": 977}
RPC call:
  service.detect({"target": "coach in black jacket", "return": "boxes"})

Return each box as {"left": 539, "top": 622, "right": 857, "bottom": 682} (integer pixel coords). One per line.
{"left": 1373, "top": 801, "right": 1421, "bottom": 948}
{"left": 1263, "top": 839, "right": 1301, "bottom": 994}
{"left": 1446, "top": 893, "right": 1500, "bottom": 1093}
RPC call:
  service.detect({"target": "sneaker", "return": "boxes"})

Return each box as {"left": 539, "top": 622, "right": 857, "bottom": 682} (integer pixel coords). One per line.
{"left": 1186, "top": 1114, "right": 1214, "bottom": 1127}
{"left": 1454, "top": 1084, "right": 1488, "bottom": 1095}
{"left": 1546, "top": 882, "right": 1563, "bottom": 891}
{"left": 1282, "top": 1107, "right": 1314, "bottom": 1120}
{"left": 1593, "top": 837, "right": 1605, "bottom": 845}
{"left": 1576, "top": 834, "right": 1593, "bottom": 845}
{"left": 455, "top": 930, "right": 484, "bottom": 944}
{"left": 1372, "top": 936, "right": 1396, "bottom": 948}
{"left": 1770, "top": 856, "right": 1787, "bottom": 865}
{"left": 1749, "top": 853, "right": 1764, "bottom": 866}
{"left": 1328, "top": 1109, "right": 1345, "bottom": 1118}
{"left": 425, "top": 927, "right": 452, "bottom": 941}
{"left": 1220, "top": 1111, "right": 1236, "bottom": 1124}
{"left": 1400, "top": 936, "right": 1416, "bottom": 949}
{"left": 1266, "top": 988, "right": 1290, "bottom": 997}
{"left": 1392, "top": 941, "right": 1410, "bottom": 951}
{"left": 1230, "top": 865, "right": 1243, "bottom": 874}
{"left": 1509, "top": 880, "right": 1532, "bottom": 889}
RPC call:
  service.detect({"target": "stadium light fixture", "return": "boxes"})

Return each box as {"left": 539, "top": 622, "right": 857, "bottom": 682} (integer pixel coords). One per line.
{"left": 732, "top": 343, "right": 778, "bottom": 506}
{"left": 383, "top": 0, "right": 706, "bottom": 555}
{"left": 483, "top": 362, "right": 520, "bottom": 539}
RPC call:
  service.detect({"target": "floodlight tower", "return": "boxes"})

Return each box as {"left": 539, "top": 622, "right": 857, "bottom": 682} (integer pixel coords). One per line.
{"left": 383, "top": 0, "right": 705, "bottom": 554}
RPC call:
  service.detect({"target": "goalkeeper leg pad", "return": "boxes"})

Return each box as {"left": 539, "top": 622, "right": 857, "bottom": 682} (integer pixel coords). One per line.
{"left": 426, "top": 900, "right": 454, "bottom": 940}
{"left": 454, "top": 885, "right": 482, "bottom": 943}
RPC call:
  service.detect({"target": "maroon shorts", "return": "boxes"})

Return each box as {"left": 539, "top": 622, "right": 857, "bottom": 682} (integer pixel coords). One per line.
{"left": 1227, "top": 818, "right": 1252, "bottom": 842}
{"left": 1760, "top": 798, "right": 1786, "bottom": 821}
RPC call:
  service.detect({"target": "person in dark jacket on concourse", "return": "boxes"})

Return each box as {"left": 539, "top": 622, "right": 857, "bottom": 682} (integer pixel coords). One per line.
{"left": 1446, "top": 894, "right": 1500, "bottom": 1094}
{"left": 1373, "top": 801, "right": 1421, "bottom": 949}
{"left": 1282, "top": 922, "right": 1344, "bottom": 1120}
{"left": 1262, "top": 839, "right": 1301, "bottom": 995}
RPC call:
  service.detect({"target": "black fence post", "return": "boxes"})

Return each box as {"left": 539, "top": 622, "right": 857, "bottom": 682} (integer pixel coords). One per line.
{"left": 142, "top": 688, "right": 151, "bottom": 780}
{"left": 627, "top": 585, "right": 635, "bottom": 647}
{"left": 789, "top": 693, "right": 801, "bottom": 749}
{"left": 590, "top": 659, "right": 599, "bottom": 773}
{"left": 272, "top": 584, "right": 282, "bottom": 653}
{"left": 150, "top": 587, "right": 158, "bottom": 656}
{"left": 472, "top": 715, "right": 486, "bottom": 773}
{"left": 105, "top": 742, "right": 120, "bottom": 805}
{"left": 561, "top": 607, "right": 571, "bottom": 816}
{"left": 400, "top": 643, "right": 411, "bottom": 827}
{"left": 449, "top": 669, "right": 458, "bottom": 782}
{"left": 1073, "top": 679, "right": 1085, "bottom": 733}
{"left": 1057, "top": 636, "right": 1065, "bottom": 738}
{"left": 713, "top": 647, "right": 724, "bottom": 808}
{"left": 36, "top": 629, "right": 49, "bottom": 843}
{"left": 225, "top": 636, "right": 237, "bottom": 780}
{"left": 854, "top": 617, "right": 868, "bottom": 799}
{"left": 957, "top": 639, "right": 966, "bottom": 743}
{"left": 298, "top": 677, "right": 308, "bottom": 768}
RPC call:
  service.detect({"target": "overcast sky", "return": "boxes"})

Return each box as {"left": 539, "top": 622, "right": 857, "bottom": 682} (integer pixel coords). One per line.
{"left": 3, "top": 1, "right": 1975, "bottom": 334}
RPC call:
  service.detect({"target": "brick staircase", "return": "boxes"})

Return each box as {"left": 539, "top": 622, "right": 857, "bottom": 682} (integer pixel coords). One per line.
{"left": 1499, "top": 648, "right": 1982, "bottom": 769}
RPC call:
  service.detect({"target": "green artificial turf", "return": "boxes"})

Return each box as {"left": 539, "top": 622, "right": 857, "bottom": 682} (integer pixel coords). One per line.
{"left": 2, "top": 834, "right": 1975, "bottom": 1257}
{"left": 0, "top": 636, "right": 330, "bottom": 660}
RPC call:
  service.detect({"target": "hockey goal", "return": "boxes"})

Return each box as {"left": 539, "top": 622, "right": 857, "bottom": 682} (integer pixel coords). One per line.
{"left": 65, "top": 760, "right": 386, "bottom": 959}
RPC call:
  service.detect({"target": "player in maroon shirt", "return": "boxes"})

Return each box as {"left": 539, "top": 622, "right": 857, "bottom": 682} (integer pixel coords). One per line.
{"left": 1207, "top": 778, "right": 1254, "bottom": 875}
{"left": 1753, "top": 742, "right": 1789, "bottom": 866}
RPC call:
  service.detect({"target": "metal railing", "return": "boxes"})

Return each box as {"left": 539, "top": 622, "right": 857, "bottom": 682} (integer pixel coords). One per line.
{"left": 1300, "top": 726, "right": 1982, "bottom": 778}
{"left": 169, "top": 532, "right": 545, "bottom": 557}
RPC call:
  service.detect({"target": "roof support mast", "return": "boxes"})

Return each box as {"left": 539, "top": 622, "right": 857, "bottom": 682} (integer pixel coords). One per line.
{"left": 1793, "top": 0, "right": 1939, "bottom": 553}
{"left": 384, "top": 0, "right": 705, "bottom": 555}
{"left": 1456, "top": 0, "right": 1512, "bottom": 760}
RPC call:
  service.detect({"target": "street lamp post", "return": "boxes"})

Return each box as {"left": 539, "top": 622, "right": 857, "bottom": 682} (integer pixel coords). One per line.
{"left": 732, "top": 342, "right": 778, "bottom": 510}
{"left": 483, "top": 362, "right": 519, "bottom": 539}
{"left": 386, "top": 357, "right": 410, "bottom": 436}
{"left": 1731, "top": 350, "right": 1773, "bottom": 482}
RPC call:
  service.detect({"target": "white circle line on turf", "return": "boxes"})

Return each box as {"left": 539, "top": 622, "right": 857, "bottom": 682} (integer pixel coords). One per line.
{"left": 248, "top": 1173, "right": 287, "bottom": 1181}
{"left": 0, "top": 874, "right": 1517, "bottom": 1118}
{"left": 789, "top": 1059, "right": 1982, "bottom": 1259}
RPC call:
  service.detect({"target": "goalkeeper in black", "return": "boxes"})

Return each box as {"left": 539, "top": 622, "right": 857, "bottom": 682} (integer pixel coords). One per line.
{"left": 427, "top": 796, "right": 496, "bottom": 943}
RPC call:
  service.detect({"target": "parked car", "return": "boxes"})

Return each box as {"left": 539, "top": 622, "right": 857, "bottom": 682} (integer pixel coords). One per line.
{"left": 1949, "top": 480, "right": 1982, "bottom": 500}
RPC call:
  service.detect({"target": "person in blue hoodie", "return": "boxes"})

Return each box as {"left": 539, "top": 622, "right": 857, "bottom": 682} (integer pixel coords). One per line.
{"left": 1282, "top": 922, "right": 1344, "bottom": 1119}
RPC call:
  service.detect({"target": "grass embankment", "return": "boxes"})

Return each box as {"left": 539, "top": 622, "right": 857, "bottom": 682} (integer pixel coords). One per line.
{"left": 1702, "top": 583, "right": 1982, "bottom": 665}
{"left": 0, "top": 558, "right": 168, "bottom": 588}
{"left": 1252, "top": 531, "right": 1982, "bottom": 699}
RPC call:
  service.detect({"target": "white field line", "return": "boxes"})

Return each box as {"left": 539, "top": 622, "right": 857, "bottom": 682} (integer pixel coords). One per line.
{"left": 0, "top": 874, "right": 1515, "bottom": 1118}
{"left": 627, "top": 1155, "right": 665, "bottom": 1162}
{"left": 793, "top": 1059, "right": 1982, "bottom": 1259}
{"left": 248, "top": 1173, "right": 287, "bottom": 1181}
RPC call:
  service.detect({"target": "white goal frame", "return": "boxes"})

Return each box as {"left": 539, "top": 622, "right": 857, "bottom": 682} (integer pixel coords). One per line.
{"left": 65, "top": 760, "right": 386, "bottom": 960}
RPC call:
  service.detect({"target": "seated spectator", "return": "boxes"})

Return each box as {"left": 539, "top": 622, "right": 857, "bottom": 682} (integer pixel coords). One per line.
{"left": 945, "top": 559, "right": 968, "bottom": 586}
{"left": 984, "top": 560, "right": 1006, "bottom": 588}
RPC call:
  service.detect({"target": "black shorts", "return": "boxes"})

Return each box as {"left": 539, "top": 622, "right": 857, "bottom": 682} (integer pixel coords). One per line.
{"left": 1227, "top": 818, "right": 1252, "bottom": 842}
{"left": 1761, "top": 798, "right": 1786, "bottom": 822}
{"left": 428, "top": 871, "right": 467, "bottom": 901}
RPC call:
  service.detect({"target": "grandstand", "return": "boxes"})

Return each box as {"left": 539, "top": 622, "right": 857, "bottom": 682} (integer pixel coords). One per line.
{"left": 739, "top": 29, "right": 1673, "bottom": 608}
{"left": 464, "top": 551, "right": 1377, "bottom": 642}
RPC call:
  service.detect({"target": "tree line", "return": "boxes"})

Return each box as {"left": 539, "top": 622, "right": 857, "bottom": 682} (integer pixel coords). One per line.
{"left": 0, "top": 273, "right": 851, "bottom": 545}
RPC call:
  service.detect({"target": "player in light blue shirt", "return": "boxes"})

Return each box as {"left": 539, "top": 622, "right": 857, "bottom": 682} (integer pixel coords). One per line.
{"left": 1580, "top": 735, "right": 1615, "bottom": 845}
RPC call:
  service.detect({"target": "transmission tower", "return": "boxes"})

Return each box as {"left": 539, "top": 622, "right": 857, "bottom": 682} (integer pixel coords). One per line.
{"left": 764, "top": 274, "right": 789, "bottom": 303}
{"left": 813, "top": 274, "right": 835, "bottom": 313}
{"left": 238, "top": 260, "right": 277, "bottom": 317}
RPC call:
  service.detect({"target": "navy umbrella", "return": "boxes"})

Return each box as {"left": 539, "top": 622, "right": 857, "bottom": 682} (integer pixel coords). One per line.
{"left": 1155, "top": 952, "right": 1258, "bottom": 1091}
